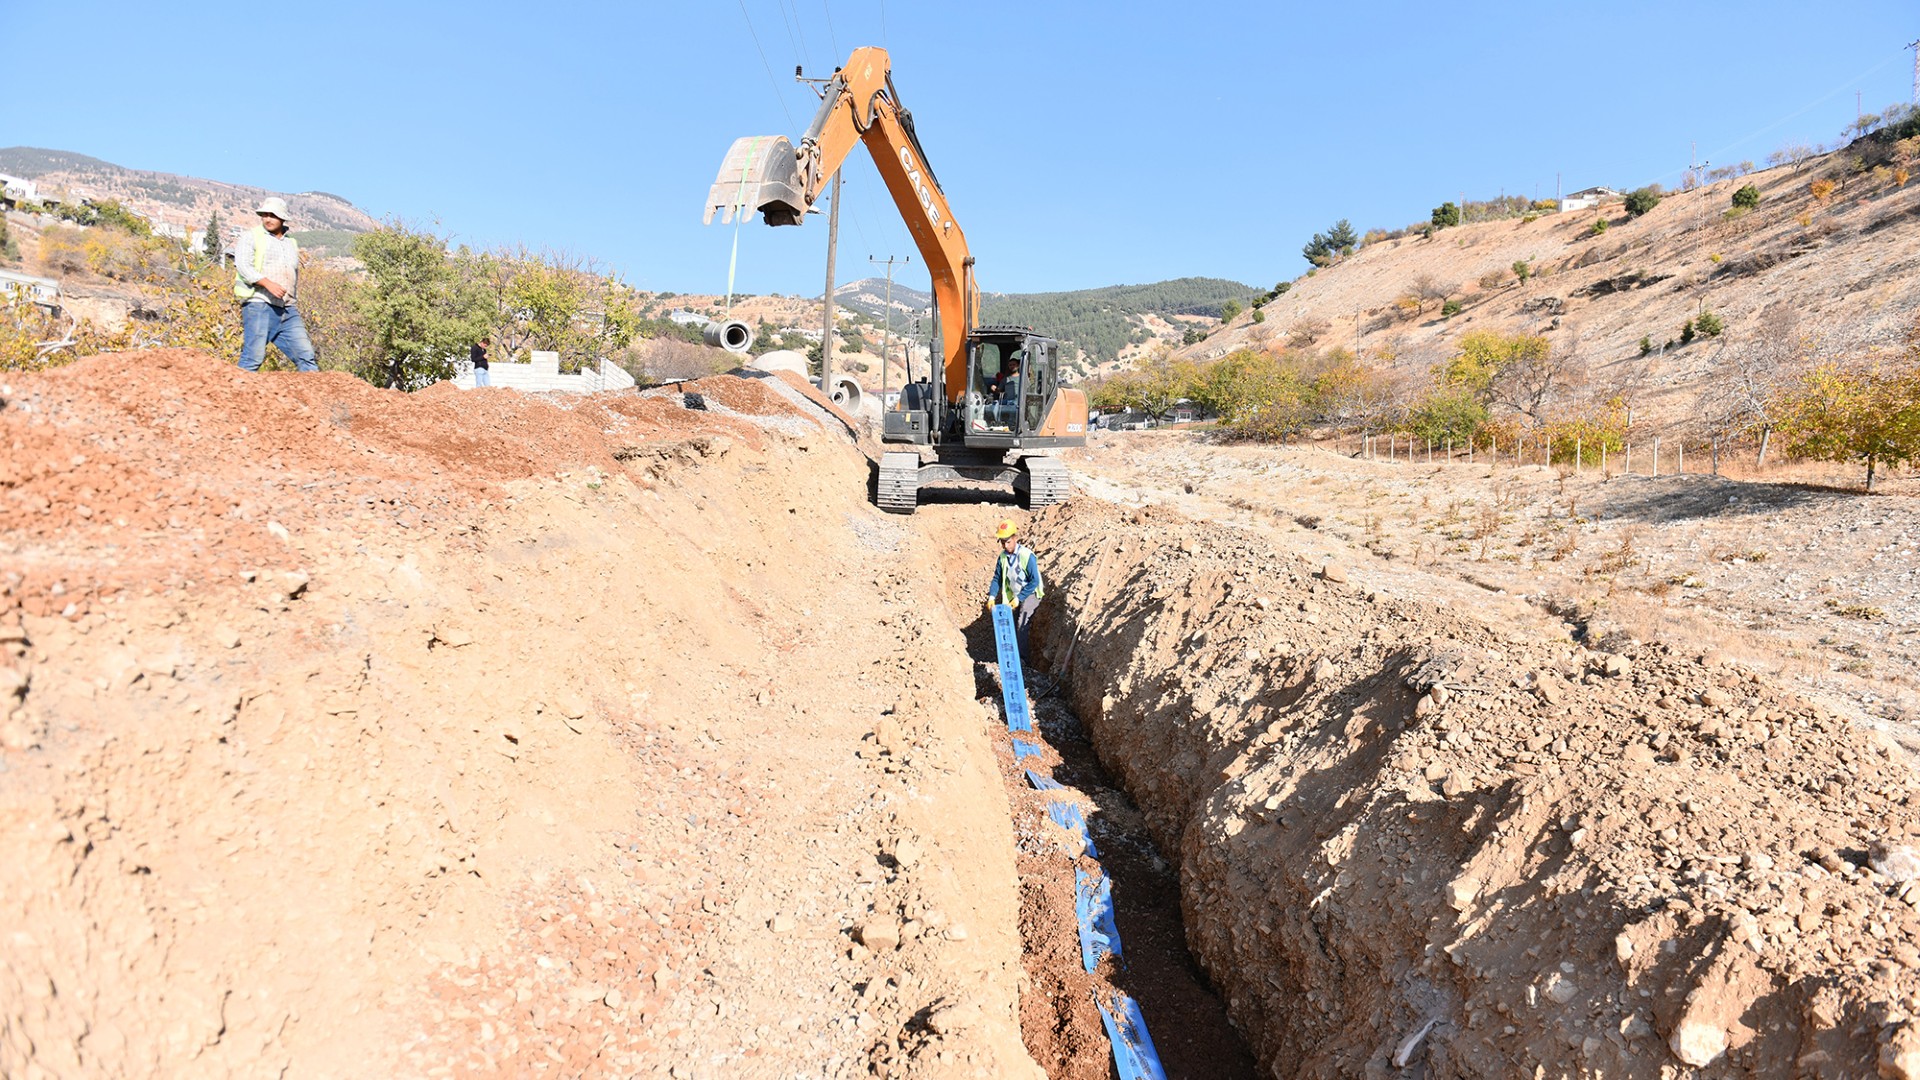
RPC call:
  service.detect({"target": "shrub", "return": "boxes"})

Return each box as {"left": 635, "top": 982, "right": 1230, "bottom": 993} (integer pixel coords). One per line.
{"left": 1219, "top": 298, "right": 1243, "bottom": 322}
{"left": 1589, "top": 217, "right": 1610, "bottom": 236}
{"left": 1511, "top": 259, "right": 1532, "bottom": 284}
{"left": 1809, "top": 178, "right": 1836, "bottom": 203}
{"left": 1679, "top": 319, "right": 1696, "bottom": 345}
{"left": 1478, "top": 268, "right": 1509, "bottom": 290}
{"left": 1251, "top": 308, "right": 1265, "bottom": 324}
{"left": 1694, "top": 309, "right": 1724, "bottom": 337}
{"left": 1431, "top": 202, "right": 1461, "bottom": 228}
{"left": 1441, "top": 299, "right": 1462, "bottom": 318}
{"left": 1623, "top": 187, "right": 1662, "bottom": 217}
{"left": 1639, "top": 335, "right": 1653, "bottom": 357}
{"left": 1731, "top": 183, "right": 1761, "bottom": 209}
{"left": 1521, "top": 212, "right": 1540, "bottom": 223}
{"left": 1271, "top": 281, "right": 1291, "bottom": 296}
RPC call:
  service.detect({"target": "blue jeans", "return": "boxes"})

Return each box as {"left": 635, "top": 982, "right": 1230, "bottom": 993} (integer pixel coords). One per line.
{"left": 472, "top": 365, "right": 491, "bottom": 387}
{"left": 238, "top": 302, "right": 318, "bottom": 372}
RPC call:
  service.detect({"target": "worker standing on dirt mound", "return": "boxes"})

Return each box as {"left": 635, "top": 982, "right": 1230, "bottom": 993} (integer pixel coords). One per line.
{"left": 233, "top": 197, "right": 318, "bottom": 373}
{"left": 987, "top": 518, "right": 1044, "bottom": 668}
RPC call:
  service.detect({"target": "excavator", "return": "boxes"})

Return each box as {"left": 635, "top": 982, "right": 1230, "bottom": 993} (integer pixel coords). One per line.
{"left": 703, "top": 46, "right": 1086, "bottom": 513}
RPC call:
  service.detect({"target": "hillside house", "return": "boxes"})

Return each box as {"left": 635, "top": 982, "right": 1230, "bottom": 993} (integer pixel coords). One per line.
{"left": 1559, "top": 186, "right": 1622, "bottom": 212}
{"left": 0, "top": 174, "right": 36, "bottom": 208}
{"left": 0, "top": 269, "right": 62, "bottom": 310}
{"left": 667, "top": 309, "right": 711, "bottom": 328}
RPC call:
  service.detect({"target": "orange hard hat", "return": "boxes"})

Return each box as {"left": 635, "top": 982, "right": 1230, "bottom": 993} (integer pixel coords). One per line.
{"left": 994, "top": 519, "right": 1018, "bottom": 539}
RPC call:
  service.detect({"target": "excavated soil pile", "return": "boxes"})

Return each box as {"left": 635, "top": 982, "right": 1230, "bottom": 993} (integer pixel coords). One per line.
{"left": 1032, "top": 498, "right": 1920, "bottom": 1078}
{"left": 0, "top": 351, "right": 1042, "bottom": 1078}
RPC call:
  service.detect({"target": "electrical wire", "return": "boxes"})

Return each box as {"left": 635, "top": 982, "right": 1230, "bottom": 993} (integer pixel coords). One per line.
{"left": 775, "top": 0, "right": 811, "bottom": 73}
{"left": 821, "top": 0, "right": 841, "bottom": 63}
{"left": 1645, "top": 49, "right": 1907, "bottom": 184}
{"left": 735, "top": 0, "right": 798, "bottom": 130}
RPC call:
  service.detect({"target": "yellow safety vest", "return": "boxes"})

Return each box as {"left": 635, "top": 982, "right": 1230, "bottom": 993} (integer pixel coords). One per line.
{"left": 233, "top": 225, "right": 297, "bottom": 301}
{"left": 996, "top": 546, "right": 1044, "bottom": 605}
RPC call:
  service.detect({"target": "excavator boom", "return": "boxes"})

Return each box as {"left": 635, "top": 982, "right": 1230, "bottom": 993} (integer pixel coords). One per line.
{"left": 704, "top": 47, "right": 977, "bottom": 406}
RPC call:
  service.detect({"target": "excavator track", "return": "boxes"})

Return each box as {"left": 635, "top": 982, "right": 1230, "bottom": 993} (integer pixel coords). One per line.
{"left": 1020, "top": 457, "right": 1071, "bottom": 508}
{"left": 877, "top": 451, "right": 920, "bottom": 513}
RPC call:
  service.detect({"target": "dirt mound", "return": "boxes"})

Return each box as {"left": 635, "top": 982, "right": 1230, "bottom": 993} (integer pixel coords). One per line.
{"left": 0, "top": 350, "right": 820, "bottom": 619}
{"left": 1033, "top": 497, "right": 1920, "bottom": 1078}
{"left": 0, "top": 351, "right": 1042, "bottom": 1077}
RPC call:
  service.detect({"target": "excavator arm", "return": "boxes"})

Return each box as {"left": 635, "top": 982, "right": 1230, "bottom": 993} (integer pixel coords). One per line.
{"left": 703, "top": 47, "right": 977, "bottom": 406}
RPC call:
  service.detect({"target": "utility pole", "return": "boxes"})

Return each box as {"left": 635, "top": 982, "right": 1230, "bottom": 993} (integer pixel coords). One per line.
{"left": 869, "top": 253, "right": 909, "bottom": 399}
{"left": 1910, "top": 39, "right": 1919, "bottom": 104}
{"left": 819, "top": 170, "right": 841, "bottom": 398}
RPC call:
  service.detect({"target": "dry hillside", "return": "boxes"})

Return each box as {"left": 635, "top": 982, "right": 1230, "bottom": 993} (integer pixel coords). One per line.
{"left": 1185, "top": 148, "right": 1920, "bottom": 433}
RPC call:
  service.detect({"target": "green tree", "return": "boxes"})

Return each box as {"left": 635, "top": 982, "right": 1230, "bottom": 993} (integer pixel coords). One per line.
{"left": 1440, "top": 299, "right": 1462, "bottom": 318}
{"left": 1731, "top": 183, "right": 1761, "bottom": 210}
{"left": 352, "top": 223, "right": 489, "bottom": 389}
{"left": 1679, "top": 319, "right": 1696, "bottom": 345}
{"left": 202, "top": 212, "right": 222, "bottom": 260}
{"left": 1219, "top": 298, "right": 1243, "bottom": 323}
{"left": 1431, "top": 201, "right": 1461, "bottom": 228}
{"left": 1405, "top": 389, "right": 1489, "bottom": 444}
{"left": 1693, "top": 309, "right": 1724, "bottom": 337}
{"left": 1624, "top": 187, "right": 1662, "bottom": 217}
{"left": 1437, "top": 329, "right": 1550, "bottom": 400}
{"left": 1589, "top": 217, "right": 1610, "bottom": 236}
{"left": 1774, "top": 363, "right": 1920, "bottom": 491}
{"left": 1326, "top": 219, "right": 1359, "bottom": 254}
{"left": 0, "top": 216, "right": 15, "bottom": 262}
{"left": 1511, "top": 259, "right": 1532, "bottom": 285}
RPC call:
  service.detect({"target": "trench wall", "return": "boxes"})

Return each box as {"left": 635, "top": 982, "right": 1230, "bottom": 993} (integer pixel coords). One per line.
{"left": 1032, "top": 498, "right": 1920, "bottom": 1078}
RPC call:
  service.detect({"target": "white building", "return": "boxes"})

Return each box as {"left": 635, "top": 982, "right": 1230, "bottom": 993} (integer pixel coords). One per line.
{"left": 1559, "top": 186, "right": 1622, "bottom": 212}
{"left": 0, "top": 269, "right": 61, "bottom": 309}
{"left": 448, "top": 350, "right": 637, "bottom": 393}
{"left": 0, "top": 174, "right": 38, "bottom": 204}
{"left": 667, "top": 308, "right": 711, "bottom": 328}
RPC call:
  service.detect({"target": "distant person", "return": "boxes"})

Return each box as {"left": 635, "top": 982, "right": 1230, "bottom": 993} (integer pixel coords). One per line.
{"left": 986, "top": 518, "right": 1044, "bottom": 668}
{"left": 233, "top": 197, "right": 317, "bottom": 373}
{"left": 470, "top": 336, "right": 492, "bottom": 387}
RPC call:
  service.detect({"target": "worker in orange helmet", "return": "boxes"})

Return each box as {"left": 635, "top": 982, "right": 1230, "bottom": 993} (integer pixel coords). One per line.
{"left": 986, "top": 518, "right": 1044, "bottom": 669}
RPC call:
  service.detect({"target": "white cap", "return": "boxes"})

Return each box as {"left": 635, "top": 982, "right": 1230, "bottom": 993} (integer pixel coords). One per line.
{"left": 255, "top": 196, "right": 290, "bottom": 219}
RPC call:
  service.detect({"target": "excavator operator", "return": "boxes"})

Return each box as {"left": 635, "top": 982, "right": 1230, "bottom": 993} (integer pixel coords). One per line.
{"left": 985, "top": 354, "right": 1023, "bottom": 430}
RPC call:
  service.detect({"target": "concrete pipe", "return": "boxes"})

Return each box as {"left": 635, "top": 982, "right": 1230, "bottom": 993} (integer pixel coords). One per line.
{"left": 750, "top": 349, "right": 808, "bottom": 376}
{"left": 703, "top": 319, "right": 753, "bottom": 354}
{"left": 829, "top": 375, "right": 863, "bottom": 414}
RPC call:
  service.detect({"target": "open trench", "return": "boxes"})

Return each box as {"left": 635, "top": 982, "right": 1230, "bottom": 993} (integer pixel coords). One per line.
{"left": 915, "top": 495, "right": 1256, "bottom": 1079}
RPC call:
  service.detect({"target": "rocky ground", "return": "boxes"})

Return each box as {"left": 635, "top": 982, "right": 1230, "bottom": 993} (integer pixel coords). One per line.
{"left": 1070, "top": 430, "right": 1920, "bottom": 731}
{"left": 1035, "top": 431, "right": 1920, "bottom": 1077}
{"left": 0, "top": 353, "right": 1040, "bottom": 1078}
{"left": 10, "top": 355, "right": 1920, "bottom": 1079}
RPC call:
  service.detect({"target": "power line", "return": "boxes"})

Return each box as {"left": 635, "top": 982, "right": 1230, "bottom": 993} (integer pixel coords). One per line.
{"left": 821, "top": 0, "right": 841, "bottom": 62}
{"left": 779, "top": 0, "right": 815, "bottom": 70}
{"left": 1684, "top": 49, "right": 1905, "bottom": 175}
{"left": 771, "top": 0, "right": 805, "bottom": 68}
{"left": 735, "top": 0, "right": 798, "bottom": 129}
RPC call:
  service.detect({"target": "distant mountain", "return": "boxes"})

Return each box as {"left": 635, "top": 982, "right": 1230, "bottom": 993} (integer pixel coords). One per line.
{"left": 830, "top": 275, "right": 1258, "bottom": 366}
{"left": 0, "top": 146, "right": 377, "bottom": 255}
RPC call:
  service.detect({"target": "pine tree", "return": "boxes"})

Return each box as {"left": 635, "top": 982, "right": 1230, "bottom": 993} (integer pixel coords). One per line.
{"left": 203, "top": 212, "right": 222, "bottom": 260}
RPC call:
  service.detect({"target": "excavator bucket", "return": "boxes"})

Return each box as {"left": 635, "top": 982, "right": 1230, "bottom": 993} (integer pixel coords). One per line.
{"left": 703, "top": 136, "right": 809, "bottom": 227}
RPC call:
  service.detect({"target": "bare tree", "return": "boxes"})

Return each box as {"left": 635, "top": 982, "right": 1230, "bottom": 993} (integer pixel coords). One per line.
{"left": 1492, "top": 327, "right": 1589, "bottom": 425}
{"left": 1411, "top": 274, "right": 1456, "bottom": 314}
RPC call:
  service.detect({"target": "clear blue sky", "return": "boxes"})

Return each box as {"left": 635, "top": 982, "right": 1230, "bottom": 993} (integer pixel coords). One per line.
{"left": 8, "top": 1, "right": 1916, "bottom": 297}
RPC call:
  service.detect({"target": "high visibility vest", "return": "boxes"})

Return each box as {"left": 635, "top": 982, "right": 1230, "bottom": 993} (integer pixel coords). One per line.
{"left": 996, "top": 545, "right": 1044, "bottom": 605}
{"left": 233, "top": 225, "right": 296, "bottom": 301}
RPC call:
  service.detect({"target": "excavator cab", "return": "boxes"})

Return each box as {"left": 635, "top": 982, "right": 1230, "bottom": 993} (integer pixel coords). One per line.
{"left": 962, "top": 327, "right": 1057, "bottom": 440}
